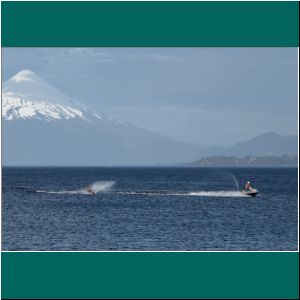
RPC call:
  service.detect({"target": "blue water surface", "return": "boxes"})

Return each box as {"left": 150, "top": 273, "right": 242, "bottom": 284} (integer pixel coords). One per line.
{"left": 2, "top": 167, "right": 298, "bottom": 251}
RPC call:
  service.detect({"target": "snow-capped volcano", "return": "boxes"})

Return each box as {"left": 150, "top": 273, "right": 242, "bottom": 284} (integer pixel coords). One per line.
{"left": 2, "top": 70, "right": 202, "bottom": 166}
{"left": 2, "top": 69, "right": 100, "bottom": 121}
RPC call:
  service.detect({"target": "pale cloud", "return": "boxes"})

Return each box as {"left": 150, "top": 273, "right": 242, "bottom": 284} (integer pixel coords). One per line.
{"left": 63, "top": 48, "right": 114, "bottom": 62}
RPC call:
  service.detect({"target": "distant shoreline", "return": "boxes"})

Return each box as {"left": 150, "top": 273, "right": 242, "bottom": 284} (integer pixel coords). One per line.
{"left": 2, "top": 165, "right": 298, "bottom": 169}
{"left": 190, "top": 155, "right": 298, "bottom": 168}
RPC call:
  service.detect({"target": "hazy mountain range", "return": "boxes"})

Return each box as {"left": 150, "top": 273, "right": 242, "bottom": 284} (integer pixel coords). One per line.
{"left": 2, "top": 70, "right": 298, "bottom": 166}
{"left": 199, "top": 132, "right": 298, "bottom": 158}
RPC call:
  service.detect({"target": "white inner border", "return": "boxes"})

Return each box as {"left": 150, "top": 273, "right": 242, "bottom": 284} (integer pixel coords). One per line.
{"left": 0, "top": 1, "right": 298, "bottom": 256}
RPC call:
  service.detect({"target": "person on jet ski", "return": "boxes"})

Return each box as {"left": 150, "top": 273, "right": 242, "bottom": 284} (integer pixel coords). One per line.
{"left": 85, "top": 186, "right": 95, "bottom": 195}
{"left": 245, "top": 181, "right": 252, "bottom": 191}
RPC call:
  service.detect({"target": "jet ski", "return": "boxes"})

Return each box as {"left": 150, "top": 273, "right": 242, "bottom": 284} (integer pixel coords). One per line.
{"left": 241, "top": 188, "right": 259, "bottom": 197}
{"left": 85, "top": 187, "right": 95, "bottom": 195}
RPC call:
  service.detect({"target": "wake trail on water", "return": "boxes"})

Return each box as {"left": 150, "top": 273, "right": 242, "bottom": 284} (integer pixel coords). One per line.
{"left": 36, "top": 181, "right": 115, "bottom": 195}
{"left": 187, "top": 191, "right": 247, "bottom": 197}
{"left": 34, "top": 179, "right": 249, "bottom": 198}
{"left": 116, "top": 190, "right": 249, "bottom": 198}
{"left": 36, "top": 190, "right": 88, "bottom": 194}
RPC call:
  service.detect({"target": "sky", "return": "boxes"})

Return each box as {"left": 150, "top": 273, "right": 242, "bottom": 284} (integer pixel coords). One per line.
{"left": 2, "top": 47, "right": 298, "bottom": 147}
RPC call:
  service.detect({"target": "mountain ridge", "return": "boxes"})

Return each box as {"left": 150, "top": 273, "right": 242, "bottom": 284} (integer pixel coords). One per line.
{"left": 3, "top": 69, "right": 102, "bottom": 121}
{"left": 2, "top": 70, "right": 298, "bottom": 166}
{"left": 2, "top": 70, "right": 202, "bottom": 166}
{"left": 200, "top": 132, "right": 298, "bottom": 158}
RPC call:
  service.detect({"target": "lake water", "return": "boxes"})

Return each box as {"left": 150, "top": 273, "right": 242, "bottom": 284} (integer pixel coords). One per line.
{"left": 2, "top": 167, "right": 298, "bottom": 251}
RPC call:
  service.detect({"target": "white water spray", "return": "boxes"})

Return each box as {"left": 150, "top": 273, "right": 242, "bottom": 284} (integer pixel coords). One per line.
{"left": 230, "top": 174, "right": 240, "bottom": 191}
{"left": 87, "top": 181, "right": 115, "bottom": 193}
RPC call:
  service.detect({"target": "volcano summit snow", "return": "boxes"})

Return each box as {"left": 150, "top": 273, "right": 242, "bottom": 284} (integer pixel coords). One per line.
{"left": 2, "top": 69, "right": 97, "bottom": 121}
{"left": 2, "top": 70, "right": 200, "bottom": 165}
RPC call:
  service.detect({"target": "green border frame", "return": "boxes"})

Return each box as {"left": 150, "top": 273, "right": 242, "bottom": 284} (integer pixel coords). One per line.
{"left": 1, "top": 1, "right": 299, "bottom": 299}
{"left": 2, "top": 252, "right": 299, "bottom": 299}
{"left": 1, "top": 1, "right": 299, "bottom": 47}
